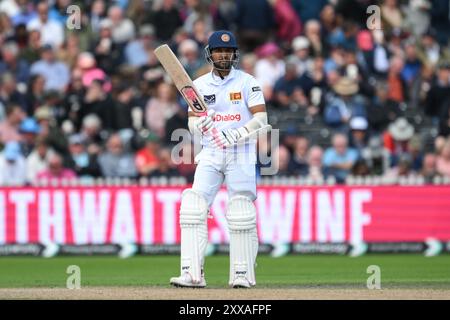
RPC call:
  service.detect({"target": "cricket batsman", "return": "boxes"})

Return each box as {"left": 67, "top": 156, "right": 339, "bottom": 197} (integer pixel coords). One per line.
{"left": 170, "top": 30, "right": 269, "bottom": 288}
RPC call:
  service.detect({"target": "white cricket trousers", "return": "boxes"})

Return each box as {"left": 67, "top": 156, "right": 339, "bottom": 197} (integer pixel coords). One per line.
{"left": 192, "top": 148, "right": 257, "bottom": 206}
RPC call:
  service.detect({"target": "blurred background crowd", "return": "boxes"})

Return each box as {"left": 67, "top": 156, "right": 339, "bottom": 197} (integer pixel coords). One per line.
{"left": 0, "top": 0, "right": 449, "bottom": 186}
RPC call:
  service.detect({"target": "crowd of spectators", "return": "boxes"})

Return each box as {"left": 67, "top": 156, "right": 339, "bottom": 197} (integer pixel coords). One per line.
{"left": 0, "top": 0, "right": 449, "bottom": 186}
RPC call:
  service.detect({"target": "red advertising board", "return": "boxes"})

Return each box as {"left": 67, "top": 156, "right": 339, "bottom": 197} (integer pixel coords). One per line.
{"left": 0, "top": 186, "right": 449, "bottom": 245}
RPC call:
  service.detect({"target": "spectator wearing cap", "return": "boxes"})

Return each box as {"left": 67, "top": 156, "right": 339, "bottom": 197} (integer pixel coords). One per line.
{"left": 30, "top": 44, "right": 70, "bottom": 92}
{"left": 98, "top": 134, "right": 138, "bottom": 178}
{"left": 36, "top": 152, "right": 77, "bottom": 183}
{"left": 289, "top": 36, "right": 313, "bottom": 77}
{"left": 323, "top": 133, "right": 359, "bottom": 183}
{"left": 323, "top": 77, "right": 367, "bottom": 132}
{"left": 0, "top": 141, "right": 27, "bottom": 186}
{"left": 0, "top": 41, "right": 30, "bottom": 84}
{"left": 383, "top": 117, "right": 415, "bottom": 165}
{"left": 348, "top": 116, "right": 369, "bottom": 154}
{"left": 255, "top": 42, "right": 285, "bottom": 102}
{"left": 18, "top": 117, "right": 40, "bottom": 157}
{"left": 135, "top": 132, "right": 160, "bottom": 177}
{"left": 26, "top": 2, "right": 64, "bottom": 48}
{"left": 26, "top": 137, "right": 54, "bottom": 185}
{"left": 178, "top": 39, "right": 205, "bottom": 79}
{"left": 0, "top": 104, "right": 26, "bottom": 144}
{"left": 67, "top": 133, "right": 101, "bottom": 179}
{"left": 90, "top": 19, "right": 121, "bottom": 74}
{"left": 125, "top": 24, "right": 155, "bottom": 68}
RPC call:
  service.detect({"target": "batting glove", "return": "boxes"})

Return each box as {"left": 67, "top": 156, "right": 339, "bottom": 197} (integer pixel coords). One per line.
{"left": 195, "top": 109, "right": 216, "bottom": 135}
{"left": 210, "top": 127, "right": 249, "bottom": 148}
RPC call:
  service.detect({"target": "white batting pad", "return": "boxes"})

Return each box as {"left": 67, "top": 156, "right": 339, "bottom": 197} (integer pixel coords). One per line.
{"left": 226, "top": 195, "right": 258, "bottom": 286}
{"left": 179, "top": 189, "right": 209, "bottom": 283}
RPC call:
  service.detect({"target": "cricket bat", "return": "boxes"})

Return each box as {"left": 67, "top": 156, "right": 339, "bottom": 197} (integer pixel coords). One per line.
{"left": 154, "top": 44, "right": 207, "bottom": 116}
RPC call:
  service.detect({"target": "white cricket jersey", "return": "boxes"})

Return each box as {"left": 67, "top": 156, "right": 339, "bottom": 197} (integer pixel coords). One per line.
{"left": 193, "top": 68, "right": 265, "bottom": 153}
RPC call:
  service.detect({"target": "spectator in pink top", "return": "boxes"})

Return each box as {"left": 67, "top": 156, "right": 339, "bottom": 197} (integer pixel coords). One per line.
{"left": 36, "top": 152, "right": 77, "bottom": 183}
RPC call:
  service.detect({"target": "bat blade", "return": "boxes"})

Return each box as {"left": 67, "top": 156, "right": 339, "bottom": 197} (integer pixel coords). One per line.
{"left": 154, "top": 44, "right": 207, "bottom": 115}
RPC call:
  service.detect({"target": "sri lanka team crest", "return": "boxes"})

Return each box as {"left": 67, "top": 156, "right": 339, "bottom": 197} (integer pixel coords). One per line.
{"left": 229, "top": 92, "right": 242, "bottom": 103}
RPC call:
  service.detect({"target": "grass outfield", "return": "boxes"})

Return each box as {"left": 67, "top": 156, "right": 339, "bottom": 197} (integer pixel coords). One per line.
{"left": 0, "top": 255, "right": 449, "bottom": 289}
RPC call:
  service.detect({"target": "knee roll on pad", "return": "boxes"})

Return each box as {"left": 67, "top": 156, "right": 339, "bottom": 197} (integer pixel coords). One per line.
{"left": 180, "top": 189, "right": 208, "bottom": 225}
{"left": 226, "top": 195, "right": 257, "bottom": 231}
{"left": 226, "top": 195, "right": 258, "bottom": 286}
{"left": 179, "top": 189, "right": 209, "bottom": 283}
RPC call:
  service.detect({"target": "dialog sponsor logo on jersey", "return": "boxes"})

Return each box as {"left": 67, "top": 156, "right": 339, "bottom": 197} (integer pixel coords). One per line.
{"left": 252, "top": 86, "right": 261, "bottom": 92}
{"left": 213, "top": 113, "right": 241, "bottom": 122}
{"left": 203, "top": 94, "right": 216, "bottom": 105}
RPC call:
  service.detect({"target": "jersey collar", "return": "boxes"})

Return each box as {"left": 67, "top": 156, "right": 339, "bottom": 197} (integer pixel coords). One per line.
{"left": 207, "top": 67, "right": 237, "bottom": 86}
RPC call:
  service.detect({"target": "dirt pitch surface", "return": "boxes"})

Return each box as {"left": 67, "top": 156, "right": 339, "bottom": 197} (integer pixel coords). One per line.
{"left": 1, "top": 287, "right": 450, "bottom": 300}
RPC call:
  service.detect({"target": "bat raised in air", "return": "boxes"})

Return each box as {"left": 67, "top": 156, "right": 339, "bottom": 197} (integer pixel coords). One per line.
{"left": 154, "top": 44, "right": 207, "bottom": 116}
